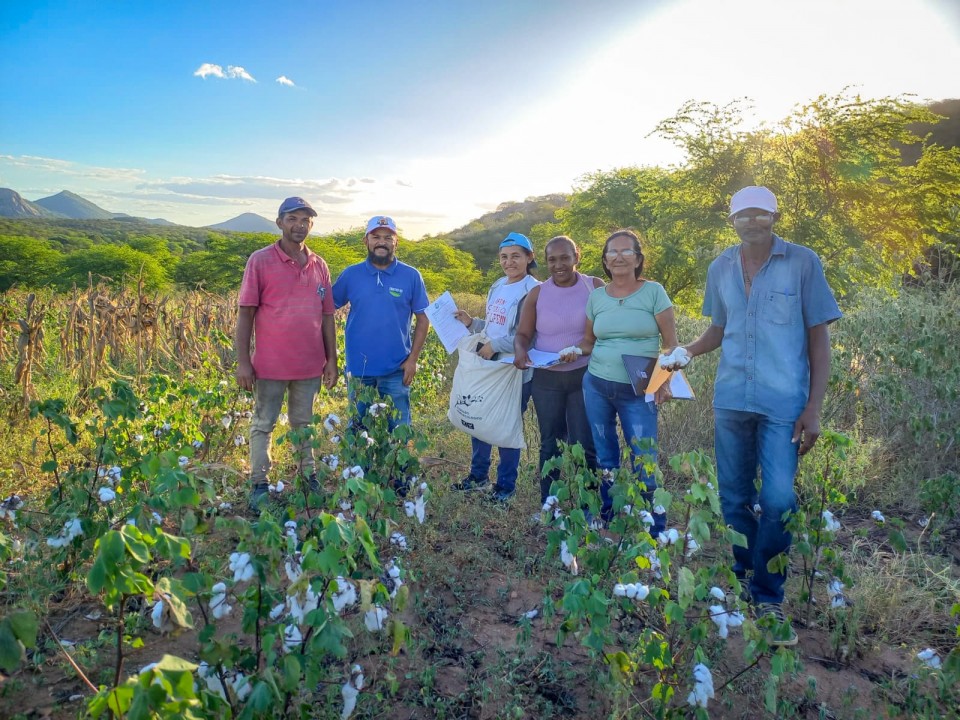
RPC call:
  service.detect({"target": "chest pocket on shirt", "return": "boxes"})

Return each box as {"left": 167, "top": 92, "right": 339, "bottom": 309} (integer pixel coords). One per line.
{"left": 761, "top": 291, "right": 799, "bottom": 325}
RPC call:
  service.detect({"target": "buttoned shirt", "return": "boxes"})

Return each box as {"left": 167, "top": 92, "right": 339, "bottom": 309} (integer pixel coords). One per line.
{"left": 332, "top": 258, "right": 429, "bottom": 377}
{"left": 702, "top": 234, "right": 841, "bottom": 421}
{"left": 238, "top": 241, "right": 335, "bottom": 380}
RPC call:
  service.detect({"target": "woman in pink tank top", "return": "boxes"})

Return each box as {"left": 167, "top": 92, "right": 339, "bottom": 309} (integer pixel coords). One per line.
{"left": 514, "top": 236, "right": 603, "bottom": 502}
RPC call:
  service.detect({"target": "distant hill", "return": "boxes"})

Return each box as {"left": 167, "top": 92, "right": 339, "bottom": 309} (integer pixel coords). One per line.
{"left": 207, "top": 213, "right": 280, "bottom": 234}
{"left": 111, "top": 213, "right": 177, "bottom": 226}
{"left": 431, "top": 193, "right": 569, "bottom": 270}
{"left": 34, "top": 190, "right": 113, "bottom": 220}
{"left": 0, "top": 188, "right": 60, "bottom": 218}
{"left": 900, "top": 98, "right": 960, "bottom": 164}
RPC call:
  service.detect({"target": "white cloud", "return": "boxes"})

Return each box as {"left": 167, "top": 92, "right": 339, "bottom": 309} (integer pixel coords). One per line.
{"left": 276, "top": 76, "right": 295, "bottom": 87}
{"left": 193, "top": 63, "right": 256, "bottom": 82}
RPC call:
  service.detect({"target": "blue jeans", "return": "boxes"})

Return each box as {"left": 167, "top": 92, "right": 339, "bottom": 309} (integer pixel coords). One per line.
{"left": 532, "top": 366, "right": 597, "bottom": 502}
{"left": 470, "top": 381, "right": 532, "bottom": 496}
{"left": 349, "top": 369, "right": 411, "bottom": 431}
{"left": 714, "top": 408, "right": 799, "bottom": 605}
{"left": 582, "top": 371, "right": 662, "bottom": 529}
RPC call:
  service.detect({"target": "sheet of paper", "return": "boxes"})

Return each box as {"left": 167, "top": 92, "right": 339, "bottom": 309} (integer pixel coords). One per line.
{"left": 424, "top": 291, "right": 469, "bottom": 354}
{"left": 498, "top": 349, "right": 562, "bottom": 368}
{"left": 645, "top": 370, "right": 694, "bottom": 402}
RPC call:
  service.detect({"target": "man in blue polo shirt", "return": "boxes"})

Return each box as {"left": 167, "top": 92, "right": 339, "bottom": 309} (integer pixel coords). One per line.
{"left": 663, "top": 186, "right": 841, "bottom": 646}
{"left": 333, "top": 216, "right": 430, "bottom": 430}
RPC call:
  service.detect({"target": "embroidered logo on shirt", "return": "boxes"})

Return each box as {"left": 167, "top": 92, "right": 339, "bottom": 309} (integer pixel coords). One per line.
{"left": 389, "top": 287, "right": 403, "bottom": 298}
{"left": 316, "top": 285, "right": 326, "bottom": 299}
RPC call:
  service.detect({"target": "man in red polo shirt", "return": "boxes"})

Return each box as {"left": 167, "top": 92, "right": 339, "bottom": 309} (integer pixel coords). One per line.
{"left": 236, "top": 197, "right": 337, "bottom": 510}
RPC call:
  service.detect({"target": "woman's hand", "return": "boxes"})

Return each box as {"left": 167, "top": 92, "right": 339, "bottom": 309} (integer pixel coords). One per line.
{"left": 454, "top": 309, "right": 472, "bottom": 326}
{"left": 478, "top": 342, "right": 496, "bottom": 360}
{"left": 558, "top": 345, "right": 582, "bottom": 363}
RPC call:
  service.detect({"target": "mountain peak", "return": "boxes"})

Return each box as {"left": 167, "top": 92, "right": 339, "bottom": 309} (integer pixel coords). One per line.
{"left": 206, "top": 213, "right": 281, "bottom": 234}
{"left": 34, "top": 190, "right": 113, "bottom": 220}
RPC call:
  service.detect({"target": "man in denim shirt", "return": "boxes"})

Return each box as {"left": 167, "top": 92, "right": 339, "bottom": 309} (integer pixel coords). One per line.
{"left": 665, "top": 186, "right": 841, "bottom": 645}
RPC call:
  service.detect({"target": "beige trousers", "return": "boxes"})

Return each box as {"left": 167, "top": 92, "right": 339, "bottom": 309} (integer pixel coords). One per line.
{"left": 249, "top": 377, "right": 320, "bottom": 484}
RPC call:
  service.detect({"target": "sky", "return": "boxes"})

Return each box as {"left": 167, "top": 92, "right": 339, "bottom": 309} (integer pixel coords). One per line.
{"left": 1, "top": 0, "right": 958, "bottom": 237}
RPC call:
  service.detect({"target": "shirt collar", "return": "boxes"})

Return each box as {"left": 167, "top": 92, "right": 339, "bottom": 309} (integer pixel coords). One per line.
{"left": 271, "top": 240, "right": 314, "bottom": 264}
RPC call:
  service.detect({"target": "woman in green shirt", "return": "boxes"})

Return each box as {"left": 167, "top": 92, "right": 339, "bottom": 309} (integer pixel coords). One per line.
{"left": 561, "top": 229, "right": 678, "bottom": 527}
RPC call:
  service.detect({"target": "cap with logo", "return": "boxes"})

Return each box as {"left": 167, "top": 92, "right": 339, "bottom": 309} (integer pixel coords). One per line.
{"left": 278, "top": 197, "right": 317, "bottom": 217}
{"left": 366, "top": 216, "right": 397, "bottom": 235}
{"left": 499, "top": 232, "right": 537, "bottom": 268}
{"left": 728, "top": 186, "right": 778, "bottom": 218}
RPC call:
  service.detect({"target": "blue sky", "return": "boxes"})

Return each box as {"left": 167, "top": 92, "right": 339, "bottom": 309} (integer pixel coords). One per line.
{"left": 1, "top": 0, "right": 958, "bottom": 236}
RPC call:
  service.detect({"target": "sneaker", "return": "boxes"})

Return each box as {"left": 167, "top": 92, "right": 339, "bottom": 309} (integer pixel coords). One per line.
{"left": 452, "top": 475, "right": 488, "bottom": 492}
{"left": 248, "top": 483, "right": 269, "bottom": 513}
{"left": 491, "top": 488, "right": 514, "bottom": 503}
{"left": 755, "top": 602, "right": 799, "bottom": 646}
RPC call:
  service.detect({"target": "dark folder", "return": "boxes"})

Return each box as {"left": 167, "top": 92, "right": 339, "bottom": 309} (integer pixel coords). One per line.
{"left": 621, "top": 355, "right": 658, "bottom": 396}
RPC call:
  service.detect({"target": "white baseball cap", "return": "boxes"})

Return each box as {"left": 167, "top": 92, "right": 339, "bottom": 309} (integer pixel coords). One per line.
{"left": 729, "top": 186, "right": 778, "bottom": 217}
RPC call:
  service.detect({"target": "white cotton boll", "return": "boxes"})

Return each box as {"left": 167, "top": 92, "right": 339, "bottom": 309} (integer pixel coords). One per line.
{"left": 560, "top": 541, "right": 579, "bottom": 575}
{"left": 917, "top": 648, "right": 941, "bottom": 669}
{"left": 684, "top": 534, "right": 699, "bottom": 558}
{"left": 624, "top": 584, "right": 637, "bottom": 599}
{"left": 332, "top": 577, "right": 357, "bottom": 614}
{"left": 221, "top": 414, "right": 232, "bottom": 429}
{"left": 278, "top": 413, "right": 288, "bottom": 426}
{"left": 871, "top": 510, "right": 885, "bottom": 523}
{"left": 283, "top": 625, "right": 302, "bottom": 653}
{"left": 653, "top": 505, "right": 666, "bottom": 515}
{"left": 419, "top": 481, "right": 428, "bottom": 492}
{"left": 822, "top": 510, "right": 841, "bottom": 533}
{"left": 368, "top": 402, "right": 388, "bottom": 417}
{"left": 274, "top": 480, "right": 284, "bottom": 493}
{"left": 270, "top": 603, "right": 287, "bottom": 621}
{"left": 709, "top": 605, "right": 730, "bottom": 638}
{"left": 613, "top": 583, "right": 627, "bottom": 597}
{"left": 330, "top": 434, "right": 342, "bottom": 444}
{"left": 827, "top": 579, "right": 845, "bottom": 598}
{"left": 322, "top": 454, "right": 340, "bottom": 470}
{"left": 414, "top": 496, "right": 426, "bottom": 524}
{"left": 342, "top": 466, "right": 364, "bottom": 480}
{"left": 234, "top": 435, "right": 246, "bottom": 447}
{"left": 134, "top": 434, "right": 144, "bottom": 443}
{"left": 658, "top": 528, "right": 680, "bottom": 546}
{"left": 107, "top": 466, "right": 122, "bottom": 484}
{"left": 323, "top": 414, "right": 341, "bottom": 433}
{"left": 633, "top": 584, "right": 650, "bottom": 601}
{"left": 98, "top": 487, "right": 116, "bottom": 503}
{"left": 359, "top": 431, "right": 375, "bottom": 447}
{"left": 284, "top": 520, "right": 297, "bottom": 537}
{"left": 211, "top": 582, "right": 227, "bottom": 594}
{"left": 917, "top": 516, "right": 930, "bottom": 528}
{"left": 230, "top": 673, "right": 252, "bottom": 702}
{"left": 229, "top": 552, "right": 254, "bottom": 583}
{"left": 192, "top": 439, "right": 203, "bottom": 449}
{"left": 523, "top": 609, "right": 538, "bottom": 619}
{"left": 390, "top": 532, "right": 408, "bottom": 551}
{"left": 404, "top": 501, "right": 415, "bottom": 518}
{"left": 139, "top": 662, "right": 158, "bottom": 675}
{"left": 830, "top": 595, "right": 849, "bottom": 609}
{"left": 178, "top": 456, "right": 189, "bottom": 468}
{"left": 285, "top": 555, "right": 303, "bottom": 583}
{"left": 151, "top": 512, "right": 163, "bottom": 525}
{"left": 709, "top": 587, "right": 726, "bottom": 602}
{"left": 47, "top": 536, "right": 67, "bottom": 548}
{"left": 162, "top": 422, "right": 172, "bottom": 432}
{"left": 687, "top": 663, "right": 715, "bottom": 709}
{"left": 151, "top": 600, "right": 172, "bottom": 632}
{"left": 340, "top": 499, "right": 352, "bottom": 511}
{"left": 211, "top": 592, "right": 232, "bottom": 619}
{"left": 638, "top": 510, "right": 655, "bottom": 527}
{"left": 341, "top": 683, "right": 359, "bottom": 720}
{"left": 622, "top": 504, "right": 634, "bottom": 516}
{"left": 542, "top": 496, "right": 559, "bottom": 513}
{"left": 364, "top": 606, "right": 388, "bottom": 632}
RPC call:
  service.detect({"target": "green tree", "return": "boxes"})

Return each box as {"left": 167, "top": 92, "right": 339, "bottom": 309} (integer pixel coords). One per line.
{"left": 56, "top": 245, "right": 169, "bottom": 291}
{"left": 0, "top": 236, "right": 65, "bottom": 291}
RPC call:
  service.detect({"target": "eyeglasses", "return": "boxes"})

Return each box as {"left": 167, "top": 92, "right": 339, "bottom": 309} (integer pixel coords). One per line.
{"left": 604, "top": 249, "right": 637, "bottom": 258}
{"left": 732, "top": 213, "right": 775, "bottom": 227}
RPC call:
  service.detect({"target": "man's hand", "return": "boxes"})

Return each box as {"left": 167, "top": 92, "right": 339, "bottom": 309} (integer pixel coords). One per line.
{"left": 513, "top": 349, "right": 532, "bottom": 370}
{"left": 793, "top": 406, "right": 821, "bottom": 456}
{"left": 653, "top": 383, "right": 673, "bottom": 406}
{"left": 401, "top": 356, "right": 418, "bottom": 386}
{"left": 236, "top": 359, "right": 256, "bottom": 392}
{"left": 659, "top": 346, "right": 691, "bottom": 370}
{"left": 477, "top": 342, "right": 495, "bottom": 360}
{"left": 322, "top": 359, "right": 338, "bottom": 390}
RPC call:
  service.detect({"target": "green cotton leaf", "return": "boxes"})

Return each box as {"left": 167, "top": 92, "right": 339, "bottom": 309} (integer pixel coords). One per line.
{"left": 87, "top": 556, "right": 108, "bottom": 595}
{"left": 0, "top": 621, "right": 25, "bottom": 672}
{"left": 8, "top": 609, "right": 38, "bottom": 649}
{"left": 352, "top": 516, "right": 380, "bottom": 569}
{"left": 677, "top": 567, "right": 696, "bottom": 608}
{"left": 180, "top": 509, "right": 198, "bottom": 536}
{"left": 120, "top": 525, "right": 151, "bottom": 564}
{"left": 390, "top": 618, "right": 410, "bottom": 656}
{"left": 281, "top": 654, "right": 302, "bottom": 692}
{"left": 101, "top": 530, "right": 125, "bottom": 565}
{"left": 663, "top": 601, "right": 685, "bottom": 626}
{"left": 41, "top": 460, "right": 58, "bottom": 473}
{"left": 887, "top": 529, "right": 908, "bottom": 553}
{"left": 727, "top": 527, "right": 749, "bottom": 549}
{"left": 155, "top": 579, "right": 194, "bottom": 630}
{"left": 155, "top": 532, "right": 192, "bottom": 562}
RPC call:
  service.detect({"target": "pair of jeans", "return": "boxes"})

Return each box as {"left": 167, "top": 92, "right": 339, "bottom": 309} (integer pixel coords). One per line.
{"left": 582, "top": 371, "right": 663, "bottom": 530}
{"left": 469, "top": 380, "right": 532, "bottom": 496}
{"left": 714, "top": 408, "right": 799, "bottom": 604}
{"left": 250, "top": 377, "right": 321, "bottom": 484}
{"left": 532, "top": 366, "right": 597, "bottom": 502}
{"left": 349, "top": 369, "right": 411, "bottom": 431}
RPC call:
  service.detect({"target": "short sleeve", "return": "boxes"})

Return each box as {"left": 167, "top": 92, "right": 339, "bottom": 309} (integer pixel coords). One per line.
{"left": 651, "top": 282, "right": 672, "bottom": 315}
{"left": 318, "top": 260, "right": 335, "bottom": 315}
{"left": 585, "top": 289, "right": 598, "bottom": 322}
{"left": 412, "top": 270, "right": 429, "bottom": 313}
{"left": 238, "top": 256, "right": 261, "bottom": 307}
{"left": 702, "top": 264, "right": 725, "bottom": 327}
{"left": 801, "top": 252, "right": 842, "bottom": 328}
{"left": 332, "top": 268, "right": 349, "bottom": 309}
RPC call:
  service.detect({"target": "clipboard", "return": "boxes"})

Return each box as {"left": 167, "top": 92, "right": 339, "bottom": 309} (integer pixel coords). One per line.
{"left": 621, "top": 355, "right": 658, "bottom": 396}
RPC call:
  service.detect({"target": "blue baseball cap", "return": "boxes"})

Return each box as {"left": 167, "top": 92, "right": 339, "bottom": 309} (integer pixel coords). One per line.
{"left": 499, "top": 232, "right": 533, "bottom": 253}
{"left": 278, "top": 197, "right": 317, "bottom": 217}
{"left": 366, "top": 215, "right": 397, "bottom": 235}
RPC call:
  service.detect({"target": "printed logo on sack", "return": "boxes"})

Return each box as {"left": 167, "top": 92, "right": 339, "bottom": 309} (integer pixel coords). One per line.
{"left": 455, "top": 393, "right": 483, "bottom": 408}
{"left": 389, "top": 287, "right": 403, "bottom": 298}
{"left": 460, "top": 420, "right": 475, "bottom": 430}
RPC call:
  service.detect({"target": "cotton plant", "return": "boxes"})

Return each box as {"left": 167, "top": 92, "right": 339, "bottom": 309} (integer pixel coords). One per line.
{"left": 98, "top": 486, "right": 117, "bottom": 504}
{"left": 827, "top": 578, "right": 849, "bottom": 608}
{"left": 340, "top": 664, "right": 364, "bottom": 720}
{"left": 151, "top": 600, "right": 174, "bottom": 633}
{"left": 1, "top": 494, "right": 24, "bottom": 522}
{"left": 268, "top": 480, "right": 285, "bottom": 494}
{"left": 389, "top": 532, "right": 408, "bottom": 551}
{"left": 342, "top": 466, "right": 365, "bottom": 481}
{"left": 234, "top": 435, "right": 246, "bottom": 447}
{"left": 403, "top": 482, "right": 429, "bottom": 524}
{"left": 560, "top": 540, "right": 579, "bottom": 576}
{"left": 177, "top": 456, "right": 189, "bottom": 468}
{"left": 871, "top": 510, "right": 886, "bottom": 524}
{"left": 708, "top": 605, "right": 745, "bottom": 638}
{"left": 323, "top": 413, "right": 341, "bottom": 433}
{"left": 382, "top": 559, "right": 403, "bottom": 599}
{"left": 367, "top": 402, "right": 388, "bottom": 418}
{"left": 197, "top": 661, "right": 251, "bottom": 702}
{"left": 686, "top": 663, "right": 715, "bottom": 709}
{"left": 658, "top": 528, "right": 681, "bottom": 546}
{"left": 322, "top": 454, "right": 341, "bottom": 471}
{"left": 282, "top": 624, "right": 302, "bottom": 653}
{"left": 331, "top": 576, "right": 358, "bottom": 613}
{"left": 284, "top": 552, "right": 303, "bottom": 583}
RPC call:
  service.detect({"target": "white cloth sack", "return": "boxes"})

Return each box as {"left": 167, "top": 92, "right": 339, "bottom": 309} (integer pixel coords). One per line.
{"left": 447, "top": 335, "right": 526, "bottom": 449}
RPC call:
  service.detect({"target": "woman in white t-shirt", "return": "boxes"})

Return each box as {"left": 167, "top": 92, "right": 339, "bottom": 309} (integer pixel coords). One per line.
{"left": 452, "top": 232, "right": 540, "bottom": 502}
